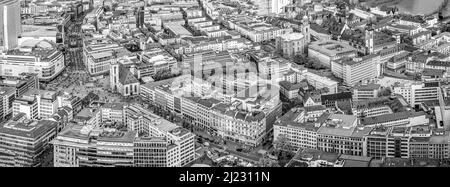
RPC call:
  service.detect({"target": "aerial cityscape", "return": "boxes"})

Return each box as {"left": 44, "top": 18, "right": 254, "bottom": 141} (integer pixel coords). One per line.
{"left": 1, "top": 0, "right": 450, "bottom": 168}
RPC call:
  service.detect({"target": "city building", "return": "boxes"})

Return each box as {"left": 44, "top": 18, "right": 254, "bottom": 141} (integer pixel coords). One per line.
{"left": 393, "top": 82, "right": 440, "bottom": 106}
{"left": 360, "top": 111, "right": 429, "bottom": 127}
{"left": 273, "top": 108, "right": 322, "bottom": 151}
{"left": 0, "top": 86, "right": 15, "bottom": 119}
{"left": 308, "top": 40, "right": 357, "bottom": 67}
{"left": 253, "top": 0, "right": 292, "bottom": 15}
{"left": 320, "top": 92, "right": 352, "bottom": 108}
{"left": 0, "top": 73, "right": 39, "bottom": 97}
{"left": 12, "top": 89, "right": 58, "bottom": 120}
{"left": 316, "top": 113, "right": 369, "bottom": 156}
{"left": 83, "top": 37, "right": 126, "bottom": 76}
{"left": 276, "top": 17, "right": 310, "bottom": 58}
{"left": 124, "top": 104, "right": 195, "bottom": 166}
{"left": 0, "top": 119, "right": 57, "bottom": 167}
{"left": 352, "top": 84, "right": 381, "bottom": 102}
{"left": 227, "top": 15, "right": 292, "bottom": 43}
{"left": 101, "top": 102, "right": 125, "bottom": 123}
{"left": 332, "top": 55, "right": 381, "bottom": 86}
{"left": 136, "top": 48, "right": 178, "bottom": 78}
{"left": 110, "top": 62, "right": 140, "bottom": 97}
{"left": 0, "top": 39, "right": 65, "bottom": 82}
{"left": 0, "top": 0, "right": 21, "bottom": 51}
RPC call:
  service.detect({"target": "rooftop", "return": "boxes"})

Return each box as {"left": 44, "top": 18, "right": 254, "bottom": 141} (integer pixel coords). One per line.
{"left": 279, "top": 32, "right": 304, "bottom": 41}
{"left": 317, "top": 114, "right": 358, "bottom": 137}
{"left": 360, "top": 111, "right": 426, "bottom": 126}
{"left": 308, "top": 40, "right": 357, "bottom": 57}
{"left": 0, "top": 119, "right": 57, "bottom": 139}
{"left": 21, "top": 25, "right": 58, "bottom": 38}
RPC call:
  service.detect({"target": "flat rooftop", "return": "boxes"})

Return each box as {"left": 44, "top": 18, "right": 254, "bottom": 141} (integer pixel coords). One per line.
{"left": 360, "top": 111, "right": 426, "bottom": 126}
{"left": 0, "top": 119, "right": 57, "bottom": 139}
{"left": 317, "top": 114, "right": 358, "bottom": 137}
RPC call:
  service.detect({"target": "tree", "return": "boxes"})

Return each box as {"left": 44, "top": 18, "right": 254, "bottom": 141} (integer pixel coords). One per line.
{"left": 402, "top": 35, "right": 413, "bottom": 45}
{"left": 273, "top": 134, "right": 290, "bottom": 151}
{"left": 378, "top": 87, "right": 392, "bottom": 97}
{"left": 293, "top": 54, "right": 307, "bottom": 65}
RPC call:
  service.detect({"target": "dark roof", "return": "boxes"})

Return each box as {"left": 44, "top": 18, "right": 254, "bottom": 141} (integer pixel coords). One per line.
{"left": 280, "top": 81, "right": 307, "bottom": 91}
{"left": 304, "top": 105, "right": 326, "bottom": 112}
{"left": 118, "top": 64, "right": 139, "bottom": 85}
{"left": 310, "top": 23, "right": 330, "bottom": 35}
{"left": 423, "top": 68, "right": 444, "bottom": 77}
{"left": 321, "top": 92, "right": 352, "bottom": 102}
{"left": 427, "top": 60, "right": 450, "bottom": 67}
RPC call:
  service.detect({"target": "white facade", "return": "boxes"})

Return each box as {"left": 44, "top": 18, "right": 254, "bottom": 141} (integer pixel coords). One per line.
{"left": 393, "top": 82, "right": 440, "bottom": 106}
{"left": 0, "top": 0, "right": 21, "bottom": 51}
{"left": 0, "top": 44, "right": 65, "bottom": 81}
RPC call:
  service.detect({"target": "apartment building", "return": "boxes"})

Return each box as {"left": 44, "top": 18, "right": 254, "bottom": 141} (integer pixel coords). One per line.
{"left": 145, "top": 80, "right": 282, "bottom": 147}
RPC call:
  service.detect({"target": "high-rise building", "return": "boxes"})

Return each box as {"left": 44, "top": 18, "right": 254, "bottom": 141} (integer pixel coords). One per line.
{"left": 135, "top": 7, "right": 144, "bottom": 29}
{"left": 254, "top": 0, "right": 292, "bottom": 15}
{"left": 0, "top": 0, "right": 21, "bottom": 51}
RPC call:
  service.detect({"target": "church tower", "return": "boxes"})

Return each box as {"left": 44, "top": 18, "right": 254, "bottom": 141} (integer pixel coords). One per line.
{"left": 302, "top": 14, "right": 310, "bottom": 44}
{"left": 110, "top": 51, "right": 119, "bottom": 92}
{"left": 365, "top": 27, "right": 374, "bottom": 55}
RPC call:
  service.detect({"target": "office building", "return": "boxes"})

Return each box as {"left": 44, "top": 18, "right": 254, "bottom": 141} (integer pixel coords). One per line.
{"left": 332, "top": 55, "right": 380, "bottom": 86}
{"left": 0, "top": 119, "right": 57, "bottom": 167}
{"left": 393, "top": 82, "right": 440, "bottom": 106}
{"left": 316, "top": 113, "right": 369, "bottom": 156}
